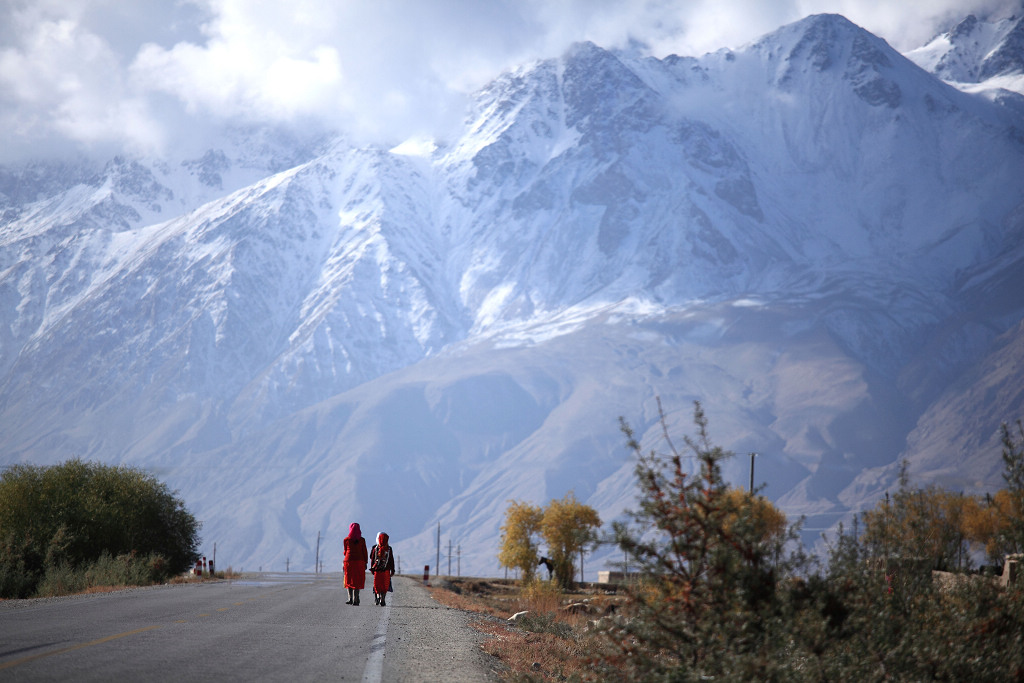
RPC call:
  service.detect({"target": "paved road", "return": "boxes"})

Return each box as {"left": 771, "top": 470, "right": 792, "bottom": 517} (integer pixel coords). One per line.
{"left": 0, "top": 574, "right": 499, "bottom": 682}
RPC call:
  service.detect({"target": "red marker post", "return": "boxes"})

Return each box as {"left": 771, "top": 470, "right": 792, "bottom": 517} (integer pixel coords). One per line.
{"left": 423, "top": 565, "right": 430, "bottom": 586}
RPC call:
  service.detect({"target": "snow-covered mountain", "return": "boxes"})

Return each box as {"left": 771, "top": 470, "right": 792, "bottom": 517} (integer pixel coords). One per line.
{"left": 907, "top": 11, "right": 1024, "bottom": 96}
{"left": 2, "top": 13, "right": 1023, "bottom": 577}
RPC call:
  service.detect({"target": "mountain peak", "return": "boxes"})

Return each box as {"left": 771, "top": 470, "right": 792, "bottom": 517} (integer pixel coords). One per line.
{"left": 762, "top": 13, "right": 903, "bottom": 108}
{"left": 785, "top": 13, "right": 897, "bottom": 69}
{"left": 562, "top": 40, "right": 607, "bottom": 61}
{"left": 949, "top": 14, "right": 980, "bottom": 41}
{"left": 559, "top": 41, "right": 650, "bottom": 130}
{"left": 907, "top": 12, "right": 1024, "bottom": 86}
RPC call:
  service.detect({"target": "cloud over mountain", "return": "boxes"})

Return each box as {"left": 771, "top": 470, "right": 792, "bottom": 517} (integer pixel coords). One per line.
{"left": 2, "top": 0, "right": 1020, "bottom": 163}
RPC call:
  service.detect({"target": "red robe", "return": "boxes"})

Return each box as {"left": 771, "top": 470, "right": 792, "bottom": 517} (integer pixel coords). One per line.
{"left": 343, "top": 525, "right": 368, "bottom": 589}
{"left": 370, "top": 533, "right": 395, "bottom": 593}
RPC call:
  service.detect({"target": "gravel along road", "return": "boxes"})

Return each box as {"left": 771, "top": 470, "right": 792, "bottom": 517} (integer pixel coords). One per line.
{"left": 0, "top": 573, "right": 500, "bottom": 682}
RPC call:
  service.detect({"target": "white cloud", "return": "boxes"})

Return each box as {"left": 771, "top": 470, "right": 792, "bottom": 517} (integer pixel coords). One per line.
{"left": 0, "top": 0, "right": 1018, "bottom": 164}
{"left": 0, "top": 10, "right": 159, "bottom": 159}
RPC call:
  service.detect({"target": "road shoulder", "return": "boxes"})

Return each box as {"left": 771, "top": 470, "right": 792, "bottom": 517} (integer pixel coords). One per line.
{"left": 380, "top": 575, "right": 503, "bottom": 682}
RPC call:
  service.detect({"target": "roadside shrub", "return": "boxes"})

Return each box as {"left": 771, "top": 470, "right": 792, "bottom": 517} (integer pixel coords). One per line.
{"left": 601, "top": 401, "right": 807, "bottom": 680}
{"left": 33, "top": 551, "right": 170, "bottom": 597}
{"left": 34, "top": 562, "right": 86, "bottom": 597}
{"left": 515, "top": 611, "right": 574, "bottom": 638}
{"left": 0, "top": 532, "right": 35, "bottom": 598}
{"left": 594, "top": 402, "right": 1024, "bottom": 681}
{"left": 0, "top": 459, "right": 200, "bottom": 597}
{"left": 520, "top": 577, "right": 562, "bottom": 613}
{"left": 811, "top": 521, "right": 1024, "bottom": 680}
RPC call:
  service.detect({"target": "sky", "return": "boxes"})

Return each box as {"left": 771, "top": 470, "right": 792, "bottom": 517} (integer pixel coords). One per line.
{"left": 0, "top": 0, "right": 1020, "bottom": 164}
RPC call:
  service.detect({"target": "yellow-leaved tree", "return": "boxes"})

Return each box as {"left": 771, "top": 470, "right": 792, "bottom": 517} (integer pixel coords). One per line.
{"left": 720, "top": 488, "right": 789, "bottom": 563}
{"left": 541, "top": 491, "right": 602, "bottom": 587}
{"left": 962, "top": 420, "right": 1024, "bottom": 561}
{"left": 860, "top": 476, "right": 970, "bottom": 571}
{"left": 961, "top": 492, "right": 1013, "bottom": 561}
{"left": 498, "top": 500, "right": 544, "bottom": 582}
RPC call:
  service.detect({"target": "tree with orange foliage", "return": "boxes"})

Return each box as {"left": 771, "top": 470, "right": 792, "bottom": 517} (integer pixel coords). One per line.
{"left": 962, "top": 419, "right": 1024, "bottom": 561}
{"left": 963, "top": 490, "right": 1022, "bottom": 561}
{"left": 721, "top": 488, "right": 788, "bottom": 544}
{"left": 860, "top": 468, "right": 971, "bottom": 571}
{"left": 961, "top": 494, "right": 997, "bottom": 559}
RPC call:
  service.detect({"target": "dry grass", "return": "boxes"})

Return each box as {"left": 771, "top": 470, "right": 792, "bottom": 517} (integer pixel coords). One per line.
{"left": 428, "top": 578, "right": 627, "bottom": 681}
{"left": 426, "top": 581, "right": 511, "bottom": 617}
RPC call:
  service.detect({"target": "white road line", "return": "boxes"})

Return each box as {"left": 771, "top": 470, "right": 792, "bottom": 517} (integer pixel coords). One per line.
{"left": 362, "top": 603, "right": 390, "bottom": 683}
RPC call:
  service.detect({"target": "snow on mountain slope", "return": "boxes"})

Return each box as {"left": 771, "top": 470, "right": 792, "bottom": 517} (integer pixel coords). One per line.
{"left": 0, "top": 144, "right": 464, "bottom": 451}
{"left": 2, "top": 14, "right": 1024, "bottom": 576}
{"left": 908, "top": 13, "right": 1024, "bottom": 82}
{"left": 171, "top": 295, "right": 897, "bottom": 573}
{"left": 907, "top": 12, "right": 1024, "bottom": 96}
{"left": 440, "top": 15, "right": 1020, "bottom": 324}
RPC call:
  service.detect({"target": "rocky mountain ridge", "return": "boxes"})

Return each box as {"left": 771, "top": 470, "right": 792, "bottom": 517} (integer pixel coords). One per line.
{"left": 1, "top": 13, "right": 1023, "bottom": 575}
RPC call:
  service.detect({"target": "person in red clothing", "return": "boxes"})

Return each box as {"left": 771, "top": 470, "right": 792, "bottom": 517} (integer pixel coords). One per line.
{"left": 369, "top": 531, "right": 395, "bottom": 606}
{"left": 343, "top": 522, "right": 368, "bottom": 606}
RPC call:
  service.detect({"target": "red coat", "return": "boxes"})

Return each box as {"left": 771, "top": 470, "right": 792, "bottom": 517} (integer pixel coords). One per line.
{"left": 343, "top": 536, "right": 368, "bottom": 589}
{"left": 370, "top": 535, "right": 394, "bottom": 593}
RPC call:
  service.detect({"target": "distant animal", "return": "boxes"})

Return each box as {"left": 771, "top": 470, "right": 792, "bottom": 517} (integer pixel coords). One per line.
{"left": 538, "top": 556, "right": 553, "bottom": 580}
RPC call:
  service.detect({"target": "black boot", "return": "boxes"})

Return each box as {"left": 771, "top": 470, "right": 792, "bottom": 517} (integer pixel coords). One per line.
{"left": 345, "top": 588, "right": 353, "bottom": 605}
{"left": 353, "top": 589, "right": 360, "bottom": 606}
{"left": 380, "top": 593, "right": 386, "bottom": 607}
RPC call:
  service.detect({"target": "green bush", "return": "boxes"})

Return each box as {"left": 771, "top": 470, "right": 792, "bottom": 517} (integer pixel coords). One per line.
{"left": 0, "top": 459, "right": 200, "bottom": 597}
{"left": 807, "top": 522, "right": 1024, "bottom": 680}
{"left": 0, "top": 531, "right": 34, "bottom": 598}
{"left": 33, "top": 551, "right": 171, "bottom": 597}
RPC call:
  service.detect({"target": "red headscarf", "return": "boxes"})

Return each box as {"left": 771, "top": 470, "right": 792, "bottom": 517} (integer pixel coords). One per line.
{"left": 376, "top": 531, "right": 389, "bottom": 547}
{"left": 347, "top": 522, "right": 362, "bottom": 540}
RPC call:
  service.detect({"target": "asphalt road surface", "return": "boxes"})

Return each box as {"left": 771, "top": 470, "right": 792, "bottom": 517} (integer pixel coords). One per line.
{"left": 0, "top": 573, "right": 500, "bottom": 682}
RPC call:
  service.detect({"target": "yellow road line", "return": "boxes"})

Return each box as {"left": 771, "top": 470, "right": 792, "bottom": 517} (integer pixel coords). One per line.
{"left": 0, "top": 625, "right": 161, "bottom": 671}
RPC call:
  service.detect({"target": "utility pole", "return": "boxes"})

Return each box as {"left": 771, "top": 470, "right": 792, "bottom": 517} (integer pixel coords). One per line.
{"left": 286, "top": 558, "right": 290, "bottom": 572}
{"left": 448, "top": 539, "right": 452, "bottom": 576}
{"left": 436, "top": 522, "right": 440, "bottom": 578}
{"left": 315, "top": 531, "right": 321, "bottom": 575}
{"left": 749, "top": 452, "right": 758, "bottom": 492}
{"left": 457, "top": 545, "right": 461, "bottom": 577}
